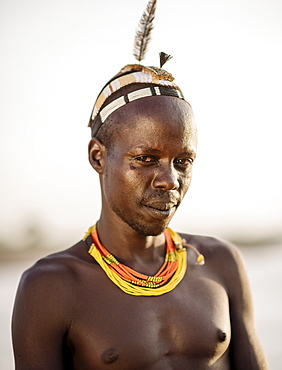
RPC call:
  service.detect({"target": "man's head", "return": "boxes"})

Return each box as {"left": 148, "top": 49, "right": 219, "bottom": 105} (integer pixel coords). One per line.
{"left": 88, "top": 70, "right": 197, "bottom": 235}
{"left": 88, "top": 64, "right": 185, "bottom": 149}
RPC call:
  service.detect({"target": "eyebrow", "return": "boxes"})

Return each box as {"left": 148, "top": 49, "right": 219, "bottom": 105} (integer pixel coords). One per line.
{"left": 131, "top": 146, "right": 196, "bottom": 157}
{"left": 134, "top": 147, "right": 162, "bottom": 154}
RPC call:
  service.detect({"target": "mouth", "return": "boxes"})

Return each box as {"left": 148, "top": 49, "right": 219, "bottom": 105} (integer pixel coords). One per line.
{"left": 143, "top": 202, "right": 177, "bottom": 220}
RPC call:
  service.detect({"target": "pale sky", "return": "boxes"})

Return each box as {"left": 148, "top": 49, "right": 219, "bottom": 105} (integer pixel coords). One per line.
{"left": 1, "top": 0, "right": 281, "bottom": 248}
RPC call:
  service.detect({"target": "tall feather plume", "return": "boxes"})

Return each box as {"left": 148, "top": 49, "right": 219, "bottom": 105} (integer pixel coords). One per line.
{"left": 133, "top": 0, "right": 157, "bottom": 62}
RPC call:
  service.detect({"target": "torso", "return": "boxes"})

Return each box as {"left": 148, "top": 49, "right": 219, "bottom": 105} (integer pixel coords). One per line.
{"left": 43, "top": 233, "right": 232, "bottom": 369}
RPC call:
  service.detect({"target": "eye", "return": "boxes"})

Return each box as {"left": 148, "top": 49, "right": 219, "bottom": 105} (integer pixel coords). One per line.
{"left": 135, "top": 155, "right": 157, "bottom": 164}
{"left": 175, "top": 158, "right": 193, "bottom": 167}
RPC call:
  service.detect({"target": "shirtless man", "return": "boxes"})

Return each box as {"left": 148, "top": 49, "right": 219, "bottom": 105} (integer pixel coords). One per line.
{"left": 12, "top": 57, "right": 268, "bottom": 369}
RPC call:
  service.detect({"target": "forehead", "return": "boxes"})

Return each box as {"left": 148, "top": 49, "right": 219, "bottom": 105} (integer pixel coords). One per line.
{"left": 109, "top": 95, "right": 197, "bottom": 150}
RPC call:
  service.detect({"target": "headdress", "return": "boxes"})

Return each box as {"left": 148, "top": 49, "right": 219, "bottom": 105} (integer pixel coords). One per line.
{"left": 88, "top": 0, "right": 187, "bottom": 138}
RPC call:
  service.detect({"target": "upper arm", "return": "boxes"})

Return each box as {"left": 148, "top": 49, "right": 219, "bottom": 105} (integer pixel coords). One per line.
{"left": 12, "top": 261, "right": 72, "bottom": 370}
{"left": 222, "top": 243, "right": 268, "bottom": 369}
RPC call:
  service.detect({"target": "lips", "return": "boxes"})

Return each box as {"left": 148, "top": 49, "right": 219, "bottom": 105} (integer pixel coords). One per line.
{"left": 142, "top": 202, "right": 177, "bottom": 220}
{"left": 145, "top": 202, "right": 177, "bottom": 211}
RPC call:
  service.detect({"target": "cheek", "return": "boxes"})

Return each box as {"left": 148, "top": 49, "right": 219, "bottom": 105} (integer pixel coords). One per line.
{"left": 106, "top": 166, "right": 145, "bottom": 197}
{"left": 124, "top": 168, "right": 149, "bottom": 191}
{"left": 180, "top": 172, "right": 193, "bottom": 193}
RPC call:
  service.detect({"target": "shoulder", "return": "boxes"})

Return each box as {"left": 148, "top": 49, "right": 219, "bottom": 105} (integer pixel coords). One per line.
{"left": 178, "top": 232, "right": 248, "bottom": 293}
{"left": 12, "top": 240, "right": 94, "bottom": 366}
{"left": 12, "top": 239, "right": 96, "bottom": 338}
{"left": 179, "top": 231, "right": 243, "bottom": 262}
{"left": 16, "top": 240, "right": 92, "bottom": 305}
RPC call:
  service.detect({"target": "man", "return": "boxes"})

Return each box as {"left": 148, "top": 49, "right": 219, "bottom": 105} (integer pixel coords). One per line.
{"left": 12, "top": 59, "right": 268, "bottom": 369}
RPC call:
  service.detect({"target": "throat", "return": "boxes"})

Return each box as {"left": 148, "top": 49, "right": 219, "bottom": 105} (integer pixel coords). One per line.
{"left": 83, "top": 225, "right": 188, "bottom": 296}
{"left": 123, "top": 252, "right": 166, "bottom": 276}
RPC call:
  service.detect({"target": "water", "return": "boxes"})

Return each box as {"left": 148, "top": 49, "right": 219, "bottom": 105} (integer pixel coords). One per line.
{"left": 1, "top": 244, "right": 281, "bottom": 369}
{"left": 239, "top": 243, "right": 282, "bottom": 368}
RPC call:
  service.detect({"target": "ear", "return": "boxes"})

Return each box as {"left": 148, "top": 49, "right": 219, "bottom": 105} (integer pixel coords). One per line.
{"left": 88, "top": 138, "right": 106, "bottom": 174}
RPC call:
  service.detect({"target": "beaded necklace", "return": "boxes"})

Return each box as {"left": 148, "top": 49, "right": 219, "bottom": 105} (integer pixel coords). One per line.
{"left": 83, "top": 225, "right": 204, "bottom": 296}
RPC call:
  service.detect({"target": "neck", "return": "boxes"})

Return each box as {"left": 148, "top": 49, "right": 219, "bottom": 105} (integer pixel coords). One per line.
{"left": 96, "top": 213, "right": 166, "bottom": 265}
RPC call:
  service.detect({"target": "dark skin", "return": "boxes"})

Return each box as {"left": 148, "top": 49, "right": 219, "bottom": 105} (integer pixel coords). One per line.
{"left": 12, "top": 96, "right": 268, "bottom": 369}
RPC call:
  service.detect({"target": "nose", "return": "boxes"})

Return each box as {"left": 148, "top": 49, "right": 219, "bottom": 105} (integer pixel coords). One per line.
{"left": 152, "top": 164, "right": 180, "bottom": 191}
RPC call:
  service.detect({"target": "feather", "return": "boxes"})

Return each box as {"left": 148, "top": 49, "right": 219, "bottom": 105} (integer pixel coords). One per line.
{"left": 159, "top": 52, "right": 173, "bottom": 68}
{"left": 133, "top": 0, "right": 157, "bottom": 62}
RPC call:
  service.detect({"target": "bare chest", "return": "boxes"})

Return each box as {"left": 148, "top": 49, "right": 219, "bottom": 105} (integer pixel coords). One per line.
{"left": 66, "top": 266, "right": 231, "bottom": 369}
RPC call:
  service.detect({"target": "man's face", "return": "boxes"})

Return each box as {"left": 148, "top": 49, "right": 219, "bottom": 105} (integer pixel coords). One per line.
{"left": 100, "top": 96, "right": 198, "bottom": 236}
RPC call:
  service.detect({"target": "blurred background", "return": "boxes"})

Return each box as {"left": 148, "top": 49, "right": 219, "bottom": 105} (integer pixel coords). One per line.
{"left": 0, "top": 0, "right": 281, "bottom": 368}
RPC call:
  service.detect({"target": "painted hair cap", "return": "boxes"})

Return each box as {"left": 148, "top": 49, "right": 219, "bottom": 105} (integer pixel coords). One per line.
{"left": 88, "top": 0, "right": 187, "bottom": 138}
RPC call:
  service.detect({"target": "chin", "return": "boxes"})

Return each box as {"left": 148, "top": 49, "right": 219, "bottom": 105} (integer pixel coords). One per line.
{"left": 112, "top": 207, "right": 171, "bottom": 236}
{"left": 128, "top": 219, "right": 170, "bottom": 237}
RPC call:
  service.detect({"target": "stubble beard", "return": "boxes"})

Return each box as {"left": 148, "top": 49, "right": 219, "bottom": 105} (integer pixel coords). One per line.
{"left": 111, "top": 204, "right": 169, "bottom": 236}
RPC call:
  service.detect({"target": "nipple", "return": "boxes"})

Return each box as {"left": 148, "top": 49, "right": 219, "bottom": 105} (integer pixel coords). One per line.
{"left": 218, "top": 330, "right": 227, "bottom": 342}
{"left": 102, "top": 348, "right": 119, "bottom": 364}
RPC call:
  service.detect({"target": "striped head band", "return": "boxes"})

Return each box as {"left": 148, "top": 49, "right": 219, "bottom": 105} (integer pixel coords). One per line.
{"left": 88, "top": 64, "right": 186, "bottom": 137}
